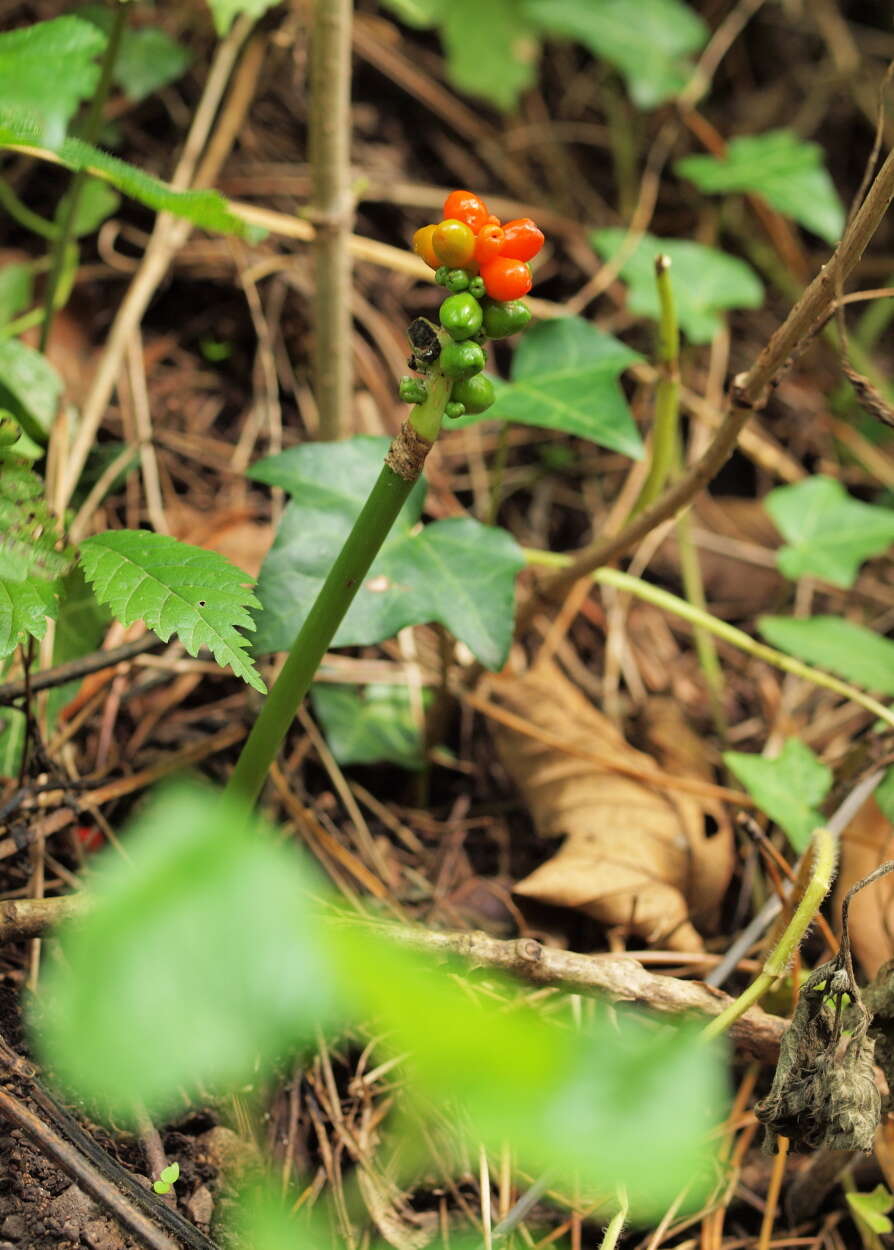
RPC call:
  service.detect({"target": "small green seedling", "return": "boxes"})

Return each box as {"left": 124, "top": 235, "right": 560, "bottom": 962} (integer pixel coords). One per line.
{"left": 847, "top": 1185, "right": 894, "bottom": 1236}
{"left": 152, "top": 1162, "right": 180, "bottom": 1196}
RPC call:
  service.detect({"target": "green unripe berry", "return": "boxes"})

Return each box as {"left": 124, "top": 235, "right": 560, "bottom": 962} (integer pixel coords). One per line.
{"left": 445, "top": 401, "right": 466, "bottom": 419}
{"left": 450, "top": 374, "right": 495, "bottom": 414}
{"left": 0, "top": 413, "right": 20, "bottom": 447}
{"left": 399, "top": 376, "right": 427, "bottom": 405}
{"left": 482, "top": 299, "right": 532, "bottom": 339}
{"left": 439, "top": 292, "right": 483, "bottom": 341}
{"left": 439, "top": 339, "right": 486, "bottom": 380}
{"left": 468, "top": 276, "right": 486, "bottom": 299}
{"left": 435, "top": 265, "right": 450, "bottom": 286}
{"left": 445, "top": 268, "right": 470, "bottom": 293}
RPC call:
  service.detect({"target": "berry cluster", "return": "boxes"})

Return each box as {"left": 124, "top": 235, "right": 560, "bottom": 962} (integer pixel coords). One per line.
{"left": 402, "top": 190, "right": 544, "bottom": 420}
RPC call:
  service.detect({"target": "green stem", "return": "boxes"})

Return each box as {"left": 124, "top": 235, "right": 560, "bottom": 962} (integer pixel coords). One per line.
{"left": 0, "top": 180, "right": 57, "bottom": 239}
{"left": 225, "top": 374, "right": 450, "bottom": 814}
{"left": 1, "top": 246, "right": 77, "bottom": 343}
{"left": 522, "top": 553, "right": 894, "bottom": 731}
{"left": 701, "top": 827, "right": 837, "bottom": 1040}
{"left": 629, "top": 255, "right": 679, "bottom": 519}
{"left": 39, "top": 0, "right": 129, "bottom": 353}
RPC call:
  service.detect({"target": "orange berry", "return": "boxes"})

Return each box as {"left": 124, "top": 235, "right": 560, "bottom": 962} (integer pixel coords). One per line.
{"left": 433, "top": 218, "right": 476, "bottom": 267}
{"left": 412, "top": 224, "right": 440, "bottom": 269}
{"left": 500, "top": 218, "right": 544, "bottom": 262}
{"left": 442, "top": 190, "right": 489, "bottom": 233}
{"left": 474, "top": 223, "right": 505, "bottom": 265}
{"left": 481, "top": 257, "right": 532, "bottom": 301}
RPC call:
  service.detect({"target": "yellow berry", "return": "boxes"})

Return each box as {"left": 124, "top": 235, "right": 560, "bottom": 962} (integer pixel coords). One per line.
{"left": 412, "top": 224, "right": 440, "bottom": 269}
{"left": 433, "top": 218, "right": 476, "bottom": 268}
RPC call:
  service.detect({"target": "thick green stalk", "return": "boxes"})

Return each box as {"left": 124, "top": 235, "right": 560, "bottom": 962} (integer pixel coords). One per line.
{"left": 225, "top": 374, "right": 450, "bottom": 813}
{"left": 39, "top": 0, "right": 129, "bottom": 352}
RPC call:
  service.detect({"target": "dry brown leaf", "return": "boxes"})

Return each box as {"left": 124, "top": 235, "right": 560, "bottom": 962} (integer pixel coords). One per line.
{"left": 487, "top": 662, "right": 734, "bottom": 951}
{"left": 833, "top": 796, "right": 894, "bottom": 978}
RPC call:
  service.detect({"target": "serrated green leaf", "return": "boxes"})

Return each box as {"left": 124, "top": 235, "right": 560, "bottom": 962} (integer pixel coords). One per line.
{"left": 0, "top": 113, "right": 263, "bottom": 242}
{"left": 333, "top": 925, "right": 727, "bottom": 1219}
{"left": 31, "top": 782, "right": 335, "bottom": 1120}
{"left": 524, "top": 0, "right": 706, "bottom": 108}
{"left": 764, "top": 475, "right": 894, "bottom": 587}
{"left": 78, "top": 531, "right": 265, "bottom": 692}
{"left": 676, "top": 130, "right": 845, "bottom": 245}
{"left": 207, "top": 0, "right": 280, "bottom": 36}
{"left": 0, "top": 263, "right": 33, "bottom": 327}
{"left": 312, "top": 683, "right": 429, "bottom": 771}
{"left": 78, "top": 7, "right": 191, "bottom": 102}
{"left": 453, "top": 318, "right": 644, "bottom": 456}
{"left": 251, "top": 437, "right": 524, "bottom": 669}
{"left": 590, "top": 230, "right": 764, "bottom": 344}
{"left": 758, "top": 615, "right": 894, "bottom": 697}
{"left": 847, "top": 1187, "right": 894, "bottom": 1235}
{"left": 0, "top": 338, "right": 62, "bottom": 443}
{"left": 724, "top": 738, "right": 832, "bottom": 852}
{"left": 0, "top": 456, "right": 71, "bottom": 658}
{"left": 0, "top": 17, "right": 106, "bottom": 148}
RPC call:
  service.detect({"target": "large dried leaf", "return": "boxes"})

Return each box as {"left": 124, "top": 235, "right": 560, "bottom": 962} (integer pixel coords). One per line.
{"left": 833, "top": 796, "right": 894, "bottom": 979}
{"left": 487, "top": 663, "right": 733, "bottom": 951}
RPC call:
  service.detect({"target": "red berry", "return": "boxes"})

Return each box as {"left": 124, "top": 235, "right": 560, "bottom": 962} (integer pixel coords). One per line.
{"left": 481, "top": 257, "right": 532, "bottom": 301}
{"left": 474, "top": 223, "right": 505, "bottom": 265}
{"left": 442, "top": 190, "right": 489, "bottom": 233}
{"left": 500, "top": 218, "right": 544, "bottom": 262}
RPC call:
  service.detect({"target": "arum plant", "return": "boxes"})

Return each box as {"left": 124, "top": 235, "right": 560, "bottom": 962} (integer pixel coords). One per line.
{"left": 224, "top": 189, "right": 543, "bottom": 813}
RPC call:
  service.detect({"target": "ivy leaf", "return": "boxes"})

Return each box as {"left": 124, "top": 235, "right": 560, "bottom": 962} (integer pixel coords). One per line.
{"left": 764, "top": 475, "right": 894, "bottom": 587}
{"left": 453, "top": 318, "right": 644, "bottom": 457}
{"left": 78, "top": 531, "right": 265, "bottom": 692}
{"left": 78, "top": 6, "right": 191, "bottom": 102}
{"left": 758, "top": 616, "right": 894, "bottom": 697}
{"left": 590, "top": 230, "right": 763, "bottom": 344}
{"left": 724, "top": 739, "right": 832, "bottom": 852}
{"left": 0, "top": 113, "right": 264, "bottom": 242}
{"left": 0, "top": 264, "right": 33, "bottom": 326}
{"left": 0, "top": 339, "right": 62, "bottom": 443}
{"left": 47, "top": 567, "right": 112, "bottom": 724}
{"left": 312, "top": 683, "right": 429, "bottom": 770}
{"left": 847, "top": 1187, "right": 894, "bottom": 1236}
{"left": 207, "top": 0, "right": 281, "bottom": 36}
{"left": 0, "top": 17, "right": 105, "bottom": 148}
{"left": 31, "top": 782, "right": 335, "bottom": 1120}
{"left": 676, "top": 130, "right": 845, "bottom": 245}
{"left": 250, "top": 437, "right": 524, "bottom": 669}
{"left": 381, "top": 0, "right": 538, "bottom": 111}
{"left": 523, "top": 0, "right": 707, "bottom": 108}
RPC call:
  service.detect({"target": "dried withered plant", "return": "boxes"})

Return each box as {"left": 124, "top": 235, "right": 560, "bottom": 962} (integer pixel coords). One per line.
{"left": 756, "top": 863, "right": 894, "bottom": 1154}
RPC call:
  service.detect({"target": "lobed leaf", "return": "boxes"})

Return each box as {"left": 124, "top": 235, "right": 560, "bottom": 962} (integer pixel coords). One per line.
{"left": 524, "top": 0, "right": 707, "bottom": 108}
{"left": 78, "top": 530, "right": 265, "bottom": 692}
{"left": 676, "top": 130, "right": 845, "bottom": 245}
{"left": 758, "top": 615, "right": 894, "bottom": 697}
{"left": 251, "top": 437, "right": 524, "bottom": 669}
{"left": 312, "top": 683, "right": 429, "bottom": 770}
{"left": 591, "top": 230, "right": 763, "bottom": 343}
{"left": 453, "top": 318, "right": 644, "bottom": 456}
{"left": 764, "top": 475, "right": 894, "bottom": 587}
{"left": 78, "top": 6, "right": 192, "bottom": 102}
{"left": 724, "top": 738, "right": 832, "bottom": 852}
